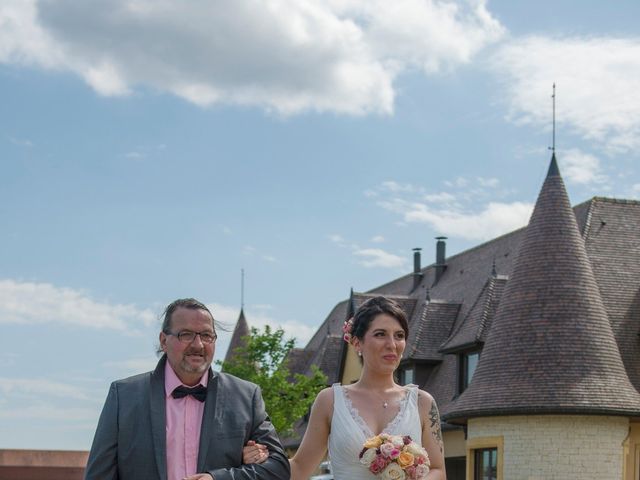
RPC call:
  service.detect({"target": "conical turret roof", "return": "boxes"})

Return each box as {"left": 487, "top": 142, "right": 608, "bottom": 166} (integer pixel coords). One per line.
{"left": 223, "top": 308, "right": 250, "bottom": 365}
{"left": 443, "top": 154, "right": 640, "bottom": 423}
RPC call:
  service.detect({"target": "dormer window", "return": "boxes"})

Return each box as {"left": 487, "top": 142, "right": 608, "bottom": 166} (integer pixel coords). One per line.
{"left": 401, "top": 366, "right": 415, "bottom": 385}
{"left": 459, "top": 350, "right": 480, "bottom": 392}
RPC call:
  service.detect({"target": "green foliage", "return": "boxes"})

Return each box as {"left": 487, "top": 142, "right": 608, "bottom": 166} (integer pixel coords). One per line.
{"left": 217, "top": 325, "right": 327, "bottom": 436}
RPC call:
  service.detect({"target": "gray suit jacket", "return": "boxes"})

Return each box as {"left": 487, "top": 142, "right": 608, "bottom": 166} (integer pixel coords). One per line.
{"left": 85, "top": 356, "right": 290, "bottom": 480}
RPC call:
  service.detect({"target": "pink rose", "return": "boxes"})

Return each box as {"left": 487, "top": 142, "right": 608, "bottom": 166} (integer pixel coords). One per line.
{"left": 405, "top": 465, "right": 417, "bottom": 479}
{"left": 369, "top": 455, "right": 388, "bottom": 474}
{"left": 380, "top": 442, "right": 400, "bottom": 459}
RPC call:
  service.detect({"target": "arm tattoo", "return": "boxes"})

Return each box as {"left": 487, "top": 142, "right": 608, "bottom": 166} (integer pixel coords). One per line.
{"left": 429, "top": 400, "right": 444, "bottom": 454}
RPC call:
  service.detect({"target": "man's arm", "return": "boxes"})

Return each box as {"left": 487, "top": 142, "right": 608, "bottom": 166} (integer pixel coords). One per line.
{"left": 84, "top": 382, "right": 119, "bottom": 480}
{"left": 207, "top": 386, "right": 290, "bottom": 480}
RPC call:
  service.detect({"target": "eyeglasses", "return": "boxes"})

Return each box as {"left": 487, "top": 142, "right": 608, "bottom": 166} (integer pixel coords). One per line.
{"left": 166, "top": 330, "right": 217, "bottom": 344}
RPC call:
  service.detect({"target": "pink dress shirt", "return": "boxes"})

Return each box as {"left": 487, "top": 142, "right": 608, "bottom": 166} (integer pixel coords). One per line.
{"left": 165, "top": 363, "right": 208, "bottom": 480}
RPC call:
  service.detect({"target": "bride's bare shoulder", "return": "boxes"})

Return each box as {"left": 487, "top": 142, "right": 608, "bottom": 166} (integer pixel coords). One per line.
{"left": 312, "top": 386, "right": 336, "bottom": 414}
{"left": 416, "top": 388, "right": 436, "bottom": 411}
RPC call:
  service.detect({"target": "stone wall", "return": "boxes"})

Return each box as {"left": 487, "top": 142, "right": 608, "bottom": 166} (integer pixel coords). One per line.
{"left": 468, "top": 415, "right": 629, "bottom": 480}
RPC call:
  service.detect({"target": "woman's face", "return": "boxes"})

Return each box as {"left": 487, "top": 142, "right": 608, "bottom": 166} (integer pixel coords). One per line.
{"left": 355, "top": 313, "right": 406, "bottom": 372}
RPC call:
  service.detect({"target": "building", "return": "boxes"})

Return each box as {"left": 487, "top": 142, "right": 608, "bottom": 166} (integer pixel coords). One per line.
{"left": 285, "top": 154, "right": 640, "bottom": 480}
{"left": 0, "top": 449, "right": 88, "bottom": 479}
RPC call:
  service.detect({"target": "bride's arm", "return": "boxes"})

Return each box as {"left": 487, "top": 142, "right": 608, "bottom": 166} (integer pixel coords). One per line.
{"left": 289, "top": 387, "right": 334, "bottom": 480}
{"left": 418, "top": 390, "right": 447, "bottom": 479}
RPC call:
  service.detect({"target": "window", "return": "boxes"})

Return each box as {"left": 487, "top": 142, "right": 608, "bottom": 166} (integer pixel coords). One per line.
{"left": 467, "top": 437, "right": 502, "bottom": 480}
{"left": 474, "top": 448, "right": 497, "bottom": 480}
{"left": 402, "top": 367, "right": 414, "bottom": 385}
{"left": 460, "top": 351, "right": 480, "bottom": 392}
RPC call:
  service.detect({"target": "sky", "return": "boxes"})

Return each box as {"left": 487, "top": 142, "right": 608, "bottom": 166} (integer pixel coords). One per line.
{"left": 1, "top": 0, "right": 640, "bottom": 450}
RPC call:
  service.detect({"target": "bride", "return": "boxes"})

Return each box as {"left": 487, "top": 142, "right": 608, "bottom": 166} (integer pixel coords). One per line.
{"left": 244, "top": 296, "right": 446, "bottom": 479}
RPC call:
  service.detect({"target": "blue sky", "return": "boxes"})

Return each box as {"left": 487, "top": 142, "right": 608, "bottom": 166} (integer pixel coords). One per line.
{"left": 1, "top": 0, "right": 640, "bottom": 450}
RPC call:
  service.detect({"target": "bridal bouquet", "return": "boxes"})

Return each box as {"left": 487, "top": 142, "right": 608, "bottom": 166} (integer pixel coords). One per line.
{"left": 359, "top": 433, "right": 430, "bottom": 480}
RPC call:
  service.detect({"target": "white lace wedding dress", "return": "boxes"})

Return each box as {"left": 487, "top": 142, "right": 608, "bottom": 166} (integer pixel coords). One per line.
{"left": 327, "top": 384, "right": 422, "bottom": 480}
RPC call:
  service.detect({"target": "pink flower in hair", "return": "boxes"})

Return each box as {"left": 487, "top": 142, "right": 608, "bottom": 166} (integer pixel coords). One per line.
{"left": 342, "top": 317, "right": 354, "bottom": 343}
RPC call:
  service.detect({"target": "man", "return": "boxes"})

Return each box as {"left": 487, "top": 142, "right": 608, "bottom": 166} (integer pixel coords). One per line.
{"left": 85, "top": 298, "right": 290, "bottom": 480}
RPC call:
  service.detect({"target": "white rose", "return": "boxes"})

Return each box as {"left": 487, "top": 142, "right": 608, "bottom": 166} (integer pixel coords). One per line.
{"left": 390, "top": 435, "right": 405, "bottom": 448}
{"left": 381, "top": 462, "right": 406, "bottom": 480}
{"left": 406, "top": 442, "right": 429, "bottom": 463}
{"left": 360, "top": 448, "right": 377, "bottom": 467}
{"left": 415, "top": 464, "right": 430, "bottom": 479}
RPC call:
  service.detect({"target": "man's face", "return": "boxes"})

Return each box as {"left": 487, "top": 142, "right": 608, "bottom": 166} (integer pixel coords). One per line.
{"left": 159, "top": 307, "right": 216, "bottom": 385}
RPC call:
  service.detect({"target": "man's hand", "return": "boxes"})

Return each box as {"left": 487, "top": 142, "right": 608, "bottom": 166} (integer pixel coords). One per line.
{"left": 243, "top": 440, "right": 269, "bottom": 464}
{"left": 183, "top": 474, "right": 213, "bottom": 480}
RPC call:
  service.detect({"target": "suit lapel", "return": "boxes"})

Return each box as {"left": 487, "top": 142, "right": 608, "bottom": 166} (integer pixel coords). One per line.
{"left": 150, "top": 356, "right": 168, "bottom": 480}
{"left": 197, "top": 369, "right": 220, "bottom": 471}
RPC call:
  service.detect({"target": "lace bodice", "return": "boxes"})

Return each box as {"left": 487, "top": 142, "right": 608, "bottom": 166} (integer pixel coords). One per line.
{"left": 328, "top": 384, "right": 422, "bottom": 480}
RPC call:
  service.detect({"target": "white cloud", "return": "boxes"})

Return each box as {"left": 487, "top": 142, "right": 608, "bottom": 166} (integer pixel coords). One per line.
{"left": 477, "top": 177, "right": 499, "bottom": 188}
{"left": 0, "top": 0, "right": 503, "bottom": 115}
{"left": 423, "top": 192, "right": 456, "bottom": 203}
{"left": 561, "top": 148, "right": 607, "bottom": 185}
{"left": 0, "top": 404, "right": 97, "bottom": 421}
{"left": 249, "top": 315, "right": 316, "bottom": 347}
{"left": 102, "top": 357, "right": 159, "bottom": 375}
{"left": 0, "top": 378, "right": 90, "bottom": 401}
{"left": 335, "top": 0, "right": 505, "bottom": 74}
{"left": 241, "top": 246, "right": 276, "bottom": 262}
{"left": 8, "top": 136, "right": 34, "bottom": 147}
{"left": 491, "top": 35, "right": 640, "bottom": 153}
{"left": 363, "top": 189, "right": 378, "bottom": 198}
{"left": 380, "top": 180, "right": 418, "bottom": 193}
{"left": 208, "top": 303, "right": 314, "bottom": 352}
{"left": 327, "top": 234, "right": 348, "bottom": 248}
{"left": 353, "top": 248, "right": 407, "bottom": 268}
{"left": 0, "top": 279, "right": 156, "bottom": 330}
{"left": 371, "top": 235, "right": 385, "bottom": 243}
{"left": 222, "top": 226, "right": 233, "bottom": 235}
{"left": 379, "top": 198, "right": 533, "bottom": 240}
{"left": 250, "top": 304, "right": 274, "bottom": 311}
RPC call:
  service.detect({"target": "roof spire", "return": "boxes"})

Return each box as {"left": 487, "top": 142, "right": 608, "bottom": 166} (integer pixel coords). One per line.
{"left": 443, "top": 143, "right": 640, "bottom": 423}
{"left": 547, "top": 83, "right": 560, "bottom": 177}
{"left": 240, "top": 268, "right": 245, "bottom": 310}
{"left": 550, "top": 83, "right": 556, "bottom": 155}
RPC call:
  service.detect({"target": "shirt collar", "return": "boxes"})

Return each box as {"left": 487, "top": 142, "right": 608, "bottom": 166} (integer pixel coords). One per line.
{"left": 164, "top": 361, "right": 209, "bottom": 398}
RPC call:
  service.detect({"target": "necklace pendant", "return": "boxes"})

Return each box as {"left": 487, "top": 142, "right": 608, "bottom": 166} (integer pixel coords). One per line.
{"left": 383, "top": 401, "right": 388, "bottom": 408}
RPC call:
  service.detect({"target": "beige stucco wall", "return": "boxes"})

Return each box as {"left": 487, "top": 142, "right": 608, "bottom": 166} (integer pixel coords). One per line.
{"left": 468, "top": 415, "right": 629, "bottom": 480}
{"left": 341, "top": 344, "right": 361, "bottom": 385}
{"left": 444, "top": 429, "right": 466, "bottom": 457}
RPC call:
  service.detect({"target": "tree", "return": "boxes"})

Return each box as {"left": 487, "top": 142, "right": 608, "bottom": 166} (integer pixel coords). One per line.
{"left": 217, "top": 325, "right": 327, "bottom": 436}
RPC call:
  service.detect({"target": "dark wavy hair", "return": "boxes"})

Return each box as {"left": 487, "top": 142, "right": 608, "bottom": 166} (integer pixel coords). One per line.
{"left": 351, "top": 296, "right": 408, "bottom": 340}
{"left": 160, "top": 297, "right": 216, "bottom": 333}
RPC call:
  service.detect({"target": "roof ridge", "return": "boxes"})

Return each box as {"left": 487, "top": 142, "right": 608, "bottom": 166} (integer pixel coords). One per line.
{"left": 442, "top": 277, "right": 491, "bottom": 346}
{"left": 581, "top": 195, "right": 597, "bottom": 238}
{"left": 476, "top": 276, "right": 497, "bottom": 342}
{"left": 410, "top": 302, "right": 429, "bottom": 357}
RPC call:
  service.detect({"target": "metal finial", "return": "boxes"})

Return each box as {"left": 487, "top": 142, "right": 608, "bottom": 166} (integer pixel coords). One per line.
{"left": 241, "top": 268, "right": 245, "bottom": 309}
{"left": 549, "top": 83, "right": 556, "bottom": 154}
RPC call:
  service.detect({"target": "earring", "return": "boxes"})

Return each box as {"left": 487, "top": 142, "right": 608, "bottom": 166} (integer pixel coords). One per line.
{"left": 358, "top": 351, "right": 362, "bottom": 357}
